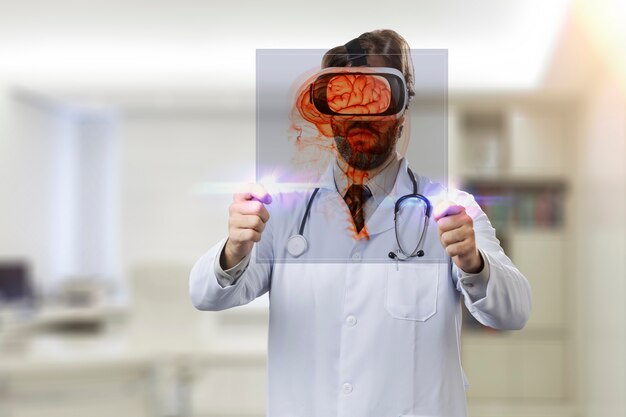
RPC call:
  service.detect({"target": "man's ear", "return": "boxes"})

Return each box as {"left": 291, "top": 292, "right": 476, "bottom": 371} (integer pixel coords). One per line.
{"left": 397, "top": 115, "right": 406, "bottom": 138}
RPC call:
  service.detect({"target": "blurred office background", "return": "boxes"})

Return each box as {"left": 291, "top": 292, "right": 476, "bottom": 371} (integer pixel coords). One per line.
{"left": 0, "top": 0, "right": 624, "bottom": 416}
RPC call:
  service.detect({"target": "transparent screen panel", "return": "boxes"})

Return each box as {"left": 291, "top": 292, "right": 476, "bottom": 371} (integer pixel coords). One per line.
{"left": 256, "top": 49, "right": 447, "bottom": 263}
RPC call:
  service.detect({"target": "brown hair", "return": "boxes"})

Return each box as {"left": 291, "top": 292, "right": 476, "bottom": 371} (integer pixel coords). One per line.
{"left": 322, "top": 29, "right": 415, "bottom": 101}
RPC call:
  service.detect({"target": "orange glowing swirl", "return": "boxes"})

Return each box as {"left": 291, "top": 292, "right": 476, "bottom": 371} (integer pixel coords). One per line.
{"left": 327, "top": 74, "right": 391, "bottom": 115}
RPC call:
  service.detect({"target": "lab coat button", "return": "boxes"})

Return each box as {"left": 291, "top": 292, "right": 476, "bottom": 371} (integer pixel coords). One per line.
{"left": 346, "top": 315, "right": 357, "bottom": 326}
{"left": 351, "top": 252, "right": 361, "bottom": 261}
{"left": 342, "top": 382, "right": 353, "bottom": 394}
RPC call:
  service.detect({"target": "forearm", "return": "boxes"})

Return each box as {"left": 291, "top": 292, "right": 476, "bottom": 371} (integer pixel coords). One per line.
{"left": 451, "top": 191, "right": 532, "bottom": 330}
{"left": 189, "top": 238, "right": 270, "bottom": 311}
{"left": 457, "top": 248, "right": 532, "bottom": 330}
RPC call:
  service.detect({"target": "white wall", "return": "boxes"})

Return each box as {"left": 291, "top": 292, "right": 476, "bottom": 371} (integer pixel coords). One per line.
{"left": 0, "top": 90, "right": 121, "bottom": 294}
{"left": 119, "top": 104, "right": 255, "bottom": 274}
{"left": 576, "top": 75, "right": 626, "bottom": 417}
{"left": 0, "top": 91, "right": 77, "bottom": 292}
{"left": 0, "top": 90, "right": 258, "bottom": 297}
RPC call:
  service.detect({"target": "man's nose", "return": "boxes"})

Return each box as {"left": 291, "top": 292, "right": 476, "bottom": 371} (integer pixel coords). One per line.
{"left": 349, "top": 121, "right": 373, "bottom": 130}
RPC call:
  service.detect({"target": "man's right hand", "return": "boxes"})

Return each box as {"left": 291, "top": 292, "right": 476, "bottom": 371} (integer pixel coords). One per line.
{"left": 221, "top": 184, "right": 272, "bottom": 270}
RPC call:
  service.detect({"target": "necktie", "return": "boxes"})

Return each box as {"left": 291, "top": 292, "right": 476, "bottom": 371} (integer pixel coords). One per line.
{"left": 344, "top": 184, "right": 372, "bottom": 233}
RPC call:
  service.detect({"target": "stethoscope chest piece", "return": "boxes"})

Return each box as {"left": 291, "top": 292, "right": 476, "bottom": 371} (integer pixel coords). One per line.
{"left": 287, "top": 234, "right": 308, "bottom": 257}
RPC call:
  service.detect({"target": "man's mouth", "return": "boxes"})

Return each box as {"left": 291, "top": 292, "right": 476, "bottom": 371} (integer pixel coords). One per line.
{"left": 347, "top": 127, "right": 378, "bottom": 151}
{"left": 348, "top": 127, "right": 375, "bottom": 136}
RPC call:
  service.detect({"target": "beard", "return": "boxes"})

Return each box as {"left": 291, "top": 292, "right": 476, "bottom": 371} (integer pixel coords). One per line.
{"left": 332, "top": 120, "right": 401, "bottom": 171}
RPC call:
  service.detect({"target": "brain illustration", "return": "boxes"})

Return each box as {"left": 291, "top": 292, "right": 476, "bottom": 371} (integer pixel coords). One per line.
{"left": 326, "top": 74, "right": 391, "bottom": 115}
{"left": 294, "top": 72, "right": 394, "bottom": 138}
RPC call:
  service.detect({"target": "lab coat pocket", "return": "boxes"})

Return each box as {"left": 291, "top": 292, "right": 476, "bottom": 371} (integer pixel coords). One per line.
{"left": 385, "top": 263, "right": 439, "bottom": 321}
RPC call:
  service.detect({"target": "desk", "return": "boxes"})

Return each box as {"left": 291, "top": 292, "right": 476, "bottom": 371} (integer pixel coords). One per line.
{"left": 0, "top": 330, "right": 267, "bottom": 417}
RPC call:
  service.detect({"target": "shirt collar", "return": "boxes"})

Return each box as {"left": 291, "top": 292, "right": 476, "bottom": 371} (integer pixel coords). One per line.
{"left": 331, "top": 153, "right": 402, "bottom": 205}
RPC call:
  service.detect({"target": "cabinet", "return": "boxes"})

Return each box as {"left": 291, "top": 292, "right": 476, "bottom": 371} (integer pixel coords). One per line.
{"left": 450, "top": 98, "right": 577, "bottom": 415}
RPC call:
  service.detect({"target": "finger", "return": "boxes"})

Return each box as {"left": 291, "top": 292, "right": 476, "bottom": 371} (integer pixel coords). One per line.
{"left": 433, "top": 201, "right": 465, "bottom": 222}
{"left": 230, "top": 200, "right": 270, "bottom": 223}
{"left": 437, "top": 214, "right": 472, "bottom": 234}
{"left": 234, "top": 191, "right": 272, "bottom": 205}
{"left": 440, "top": 228, "right": 469, "bottom": 247}
{"left": 231, "top": 214, "right": 266, "bottom": 234}
{"left": 234, "top": 183, "right": 273, "bottom": 204}
{"left": 444, "top": 240, "right": 472, "bottom": 258}
{"left": 237, "top": 228, "right": 262, "bottom": 243}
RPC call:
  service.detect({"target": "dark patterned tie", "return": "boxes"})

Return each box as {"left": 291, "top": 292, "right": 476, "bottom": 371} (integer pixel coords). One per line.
{"left": 344, "top": 184, "right": 372, "bottom": 233}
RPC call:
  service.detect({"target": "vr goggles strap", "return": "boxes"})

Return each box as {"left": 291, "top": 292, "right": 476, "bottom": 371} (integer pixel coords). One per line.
{"left": 344, "top": 38, "right": 368, "bottom": 67}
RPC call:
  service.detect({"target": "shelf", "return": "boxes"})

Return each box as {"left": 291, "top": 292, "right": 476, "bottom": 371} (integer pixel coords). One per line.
{"left": 450, "top": 98, "right": 577, "bottom": 409}
{"left": 463, "top": 180, "right": 567, "bottom": 231}
{"left": 462, "top": 175, "right": 567, "bottom": 188}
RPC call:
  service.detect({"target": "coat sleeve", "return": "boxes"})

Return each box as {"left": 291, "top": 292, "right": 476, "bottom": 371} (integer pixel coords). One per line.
{"left": 189, "top": 221, "right": 274, "bottom": 311}
{"left": 451, "top": 189, "right": 533, "bottom": 330}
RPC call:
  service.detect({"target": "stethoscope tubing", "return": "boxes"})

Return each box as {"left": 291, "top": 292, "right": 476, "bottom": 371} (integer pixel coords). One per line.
{"left": 298, "top": 188, "right": 320, "bottom": 235}
{"left": 287, "top": 167, "right": 431, "bottom": 260}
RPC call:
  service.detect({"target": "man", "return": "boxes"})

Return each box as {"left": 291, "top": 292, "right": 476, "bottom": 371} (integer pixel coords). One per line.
{"left": 190, "top": 29, "right": 532, "bottom": 417}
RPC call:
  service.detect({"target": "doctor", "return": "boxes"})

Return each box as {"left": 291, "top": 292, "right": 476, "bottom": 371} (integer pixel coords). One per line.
{"left": 190, "top": 29, "right": 532, "bottom": 417}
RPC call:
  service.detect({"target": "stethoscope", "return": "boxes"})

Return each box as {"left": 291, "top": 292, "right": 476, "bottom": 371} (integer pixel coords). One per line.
{"left": 286, "top": 167, "right": 432, "bottom": 261}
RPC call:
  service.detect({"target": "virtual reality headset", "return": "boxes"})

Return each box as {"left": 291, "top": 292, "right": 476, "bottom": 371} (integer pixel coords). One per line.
{"left": 309, "top": 66, "right": 409, "bottom": 119}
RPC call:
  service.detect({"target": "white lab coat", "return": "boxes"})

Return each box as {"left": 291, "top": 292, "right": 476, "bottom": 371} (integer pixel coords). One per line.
{"left": 190, "top": 158, "right": 532, "bottom": 417}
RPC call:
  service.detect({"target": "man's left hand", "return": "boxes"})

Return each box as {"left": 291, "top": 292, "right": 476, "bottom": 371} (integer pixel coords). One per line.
{"left": 433, "top": 201, "right": 484, "bottom": 274}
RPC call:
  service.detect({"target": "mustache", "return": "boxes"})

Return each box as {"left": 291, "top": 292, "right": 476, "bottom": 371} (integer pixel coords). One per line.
{"left": 346, "top": 121, "right": 378, "bottom": 133}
